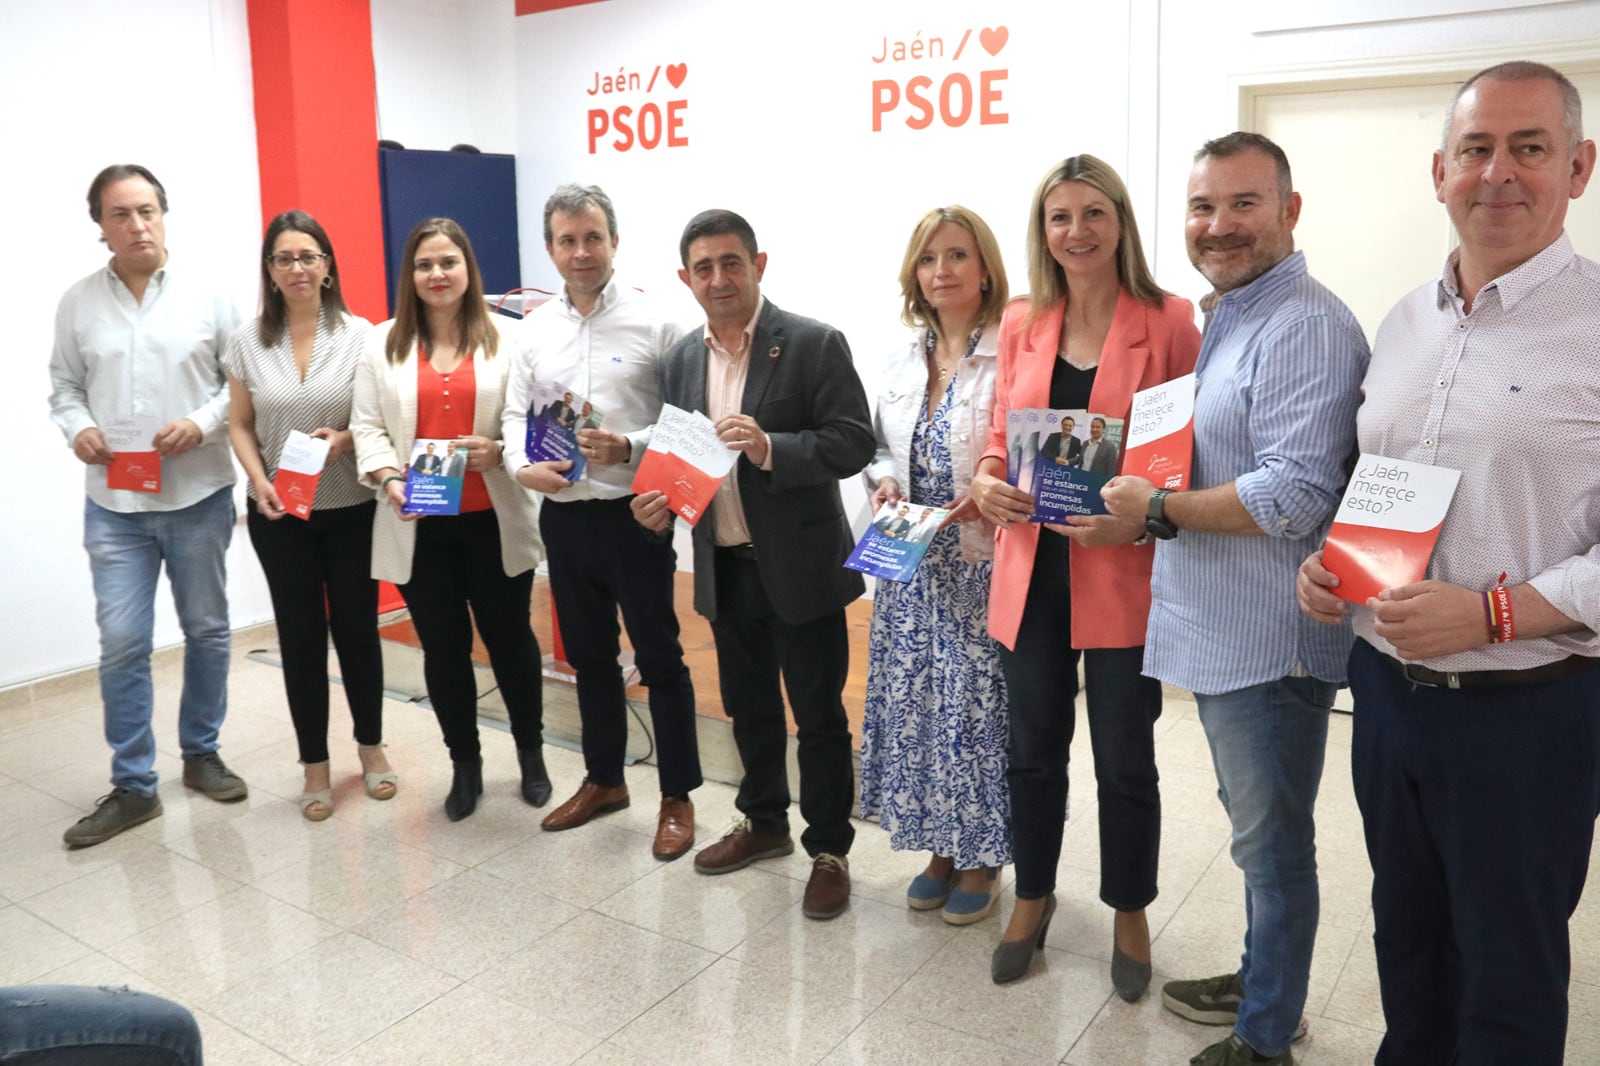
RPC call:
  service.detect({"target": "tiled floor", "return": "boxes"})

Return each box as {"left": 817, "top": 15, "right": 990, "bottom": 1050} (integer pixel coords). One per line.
{"left": 5, "top": 653, "right": 1600, "bottom": 1065}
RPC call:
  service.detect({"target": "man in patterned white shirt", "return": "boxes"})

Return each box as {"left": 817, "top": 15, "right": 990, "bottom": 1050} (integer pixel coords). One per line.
{"left": 1103, "top": 133, "right": 1370, "bottom": 1066}
{"left": 49, "top": 165, "right": 246, "bottom": 848}
{"left": 1299, "top": 62, "right": 1600, "bottom": 1065}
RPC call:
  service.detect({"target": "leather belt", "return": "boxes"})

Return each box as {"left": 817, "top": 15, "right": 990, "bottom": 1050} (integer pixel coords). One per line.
{"left": 716, "top": 543, "right": 758, "bottom": 560}
{"left": 1395, "top": 653, "right": 1598, "bottom": 690}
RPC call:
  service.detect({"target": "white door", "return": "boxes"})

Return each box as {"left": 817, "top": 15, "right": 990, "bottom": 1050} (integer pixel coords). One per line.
{"left": 1251, "top": 68, "right": 1600, "bottom": 342}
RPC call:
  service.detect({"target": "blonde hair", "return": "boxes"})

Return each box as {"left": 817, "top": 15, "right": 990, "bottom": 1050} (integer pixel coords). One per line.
{"left": 1024, "top": 155, "right": 1168, "bottom": 319}
{"left": 897, "top": 205, "right": 1009, "bottom": 342}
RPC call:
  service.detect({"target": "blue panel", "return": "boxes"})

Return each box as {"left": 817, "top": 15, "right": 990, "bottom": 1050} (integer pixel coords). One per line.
{"left": 377, "top": 148, "right": 521, "bottom": 316}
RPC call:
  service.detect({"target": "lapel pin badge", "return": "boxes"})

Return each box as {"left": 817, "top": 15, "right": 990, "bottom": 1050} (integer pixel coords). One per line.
{"left": 768, "top": 346, "right": 781, "bottom": 359}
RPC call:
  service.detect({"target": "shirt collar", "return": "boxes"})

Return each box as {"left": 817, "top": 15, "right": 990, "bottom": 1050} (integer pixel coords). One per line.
{"left": 704, "top": 295, "right": 766, "bottom": 359}
{"left": 1435, "top": 232, "right": 1575, "bottom": 313}
{"left": 104, "top": 256, "right": 167, "bottom": 289}
{"left": 1213, "top": 250, "right": 1307, "bottom": 314}
{"left": 560, "top": 273, "right": 620, "bottom": 316}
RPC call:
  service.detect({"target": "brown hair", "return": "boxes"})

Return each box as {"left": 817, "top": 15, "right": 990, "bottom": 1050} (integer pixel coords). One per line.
{"left": 1025, "top": 155, "right": 1168, "bottom": 318}
{"left": 385, "top": 217, "right": 498, "bottom": 364}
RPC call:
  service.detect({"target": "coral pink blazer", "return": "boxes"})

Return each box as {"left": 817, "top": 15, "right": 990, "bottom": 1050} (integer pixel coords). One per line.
{"left": 983, "top": 291, "right": 1201, "bottom": 650}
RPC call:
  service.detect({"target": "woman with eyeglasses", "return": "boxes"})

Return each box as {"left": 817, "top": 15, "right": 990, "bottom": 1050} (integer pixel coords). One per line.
{"left": 352, "top": 217, "right": 550, "bottom": 822}
{"left": 224, "top": 210, "right": 392, "bottom": 822}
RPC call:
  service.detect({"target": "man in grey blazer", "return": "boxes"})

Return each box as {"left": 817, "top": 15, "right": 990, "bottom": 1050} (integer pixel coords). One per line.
{"left": 632, "top": 209, "right": 873, "bottom": 919}
{"left": 1082, "top": 416, "right": 1120, "bottom": 477}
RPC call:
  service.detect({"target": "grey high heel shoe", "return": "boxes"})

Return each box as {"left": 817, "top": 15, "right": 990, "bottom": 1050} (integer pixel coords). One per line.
{"left": 991, "top": 894, "right": 1056, "bottom": 984}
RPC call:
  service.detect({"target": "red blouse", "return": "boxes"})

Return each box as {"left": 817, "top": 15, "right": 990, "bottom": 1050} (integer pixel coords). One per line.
{"left": 416, "top": 352, "right": 492, "bottom": 513}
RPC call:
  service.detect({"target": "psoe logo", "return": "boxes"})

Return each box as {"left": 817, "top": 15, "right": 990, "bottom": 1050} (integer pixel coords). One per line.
{"left": 871, "top": 26, "right": 1008, "bottom": 132}
{"left": 587, "top": 62, "right": 689, "bottom": 154}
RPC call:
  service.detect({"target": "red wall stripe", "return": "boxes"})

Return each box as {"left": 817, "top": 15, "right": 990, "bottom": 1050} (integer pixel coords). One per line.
{"left": 516, "top": 0, "right": 607, "bottom": 15}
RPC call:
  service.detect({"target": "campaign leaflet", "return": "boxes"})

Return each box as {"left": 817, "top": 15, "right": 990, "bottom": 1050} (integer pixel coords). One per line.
{"left": 844, "top": 500, "right": 951, "bottom": 583}
{"left": 1321, "top": 455, "right": 1462, "bottom": 604}
{"left": 1123, "top": 372, "right": 1195, "bottom": 492}
{"left": 103, "top": 415, "right": 163, "bottom": 493}
{"left": 526, "top": 380, "right": 603, "bottom": 483}
{"left": 273, "top": 430, "right": 331, "bottom": 520}
{"left": 630, "top": 404, "right": 737, "bottom": 526}
{"left": 1007, "top": 408, "right": 1122, "bottom": 522}
{"left": 402, "top": 438, "right": 465, "bottom": 516}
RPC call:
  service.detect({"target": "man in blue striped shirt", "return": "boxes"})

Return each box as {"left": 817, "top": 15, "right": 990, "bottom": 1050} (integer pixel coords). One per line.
{"left": 1104, "top": 132, "right": 1369, "bottom": 1066}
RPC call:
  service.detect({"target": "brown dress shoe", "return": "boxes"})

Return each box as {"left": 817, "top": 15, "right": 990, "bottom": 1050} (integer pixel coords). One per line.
{"left": 693, "top": 818, "right": 794, "bottom": 874}
{"left": 802, "top": 853, "right": 851, "bottom": 920}
{"left": 652, "top": 797, "right": 696, "bottom": 860}
{"left": 540, "top": 778, "right": 630, "bottom": 831}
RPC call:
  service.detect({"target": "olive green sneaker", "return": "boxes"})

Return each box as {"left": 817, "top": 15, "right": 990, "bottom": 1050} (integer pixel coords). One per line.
{"left": 63, "top": 788, "right": 163, "bottom": 847}
{"left": 1190, "top": 1033, "right": 1293, "bottom": 1065}
{"left": 182, "top": 752, "right": 248, "bottom": 801}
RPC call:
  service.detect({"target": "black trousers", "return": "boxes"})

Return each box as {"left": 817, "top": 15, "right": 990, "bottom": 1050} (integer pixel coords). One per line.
{"left": 1350, "top": 638, "right": 1600, "bottom": 1066}
{"left": 709, "top": 549, "right": 855, "bottom": 857}
{"left": 247, "top": 501, "right": 383, "bottom": 765}
{"left": 999, "top": 534, "right": 1162, "bottom": 908}
{"left": 540, "top": 497, "right": 701, "bottom": 794}
{"left": 398, "top": 509, "right": 543, "bottom": 761}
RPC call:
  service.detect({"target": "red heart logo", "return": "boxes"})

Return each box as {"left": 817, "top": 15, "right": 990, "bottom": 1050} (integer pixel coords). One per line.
{"left": 666, "top": 63, "right": 687, "bottom": 89}
{"left": 979, "top": 26, "right": 1008, "bottom": 56}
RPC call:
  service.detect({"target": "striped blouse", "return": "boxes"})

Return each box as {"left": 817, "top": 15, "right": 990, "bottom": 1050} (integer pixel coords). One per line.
{"left": 221, "top": 310, "right": 374, "bottom": 510}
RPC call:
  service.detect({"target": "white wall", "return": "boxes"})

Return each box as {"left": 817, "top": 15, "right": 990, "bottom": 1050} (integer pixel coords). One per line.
{"left": 370, "top": 0, "right": 520, "bottom": 154}
{"left": 4, "top": 0, "right": 269, "bottom": 689}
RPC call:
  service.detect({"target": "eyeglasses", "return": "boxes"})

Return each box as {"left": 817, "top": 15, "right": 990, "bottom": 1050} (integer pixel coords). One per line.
{"left": 267, "top": 252, "right": 329, "bottom": 271}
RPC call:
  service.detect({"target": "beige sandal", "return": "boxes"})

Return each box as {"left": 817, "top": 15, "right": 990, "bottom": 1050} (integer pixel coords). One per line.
{"left": 364, "top": 770, "right": 398, "bottom": 801}
{"left": 299, "top": 788, "right": 334, "bottom": 821}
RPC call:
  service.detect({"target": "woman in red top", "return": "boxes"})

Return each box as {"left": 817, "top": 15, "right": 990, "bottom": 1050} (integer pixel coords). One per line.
{"left": 352, "top": 218, "right": 550, "bottom": 821}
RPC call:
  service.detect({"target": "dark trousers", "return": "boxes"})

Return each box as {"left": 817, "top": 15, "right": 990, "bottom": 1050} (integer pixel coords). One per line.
{"left": 247, "top": 501, "right": 383, "bottom": 765}
{"left": 398, "top": 509, "right": 543, "bottom": 761}
{"left": 709, "top": 549, "right": 855, "bottom": 857}
{"left": 999, "top": 535, "right": 1162, "bottom": 907}
{"left": 1349, "top": 638, "right": 1600, "bottom": 1066}
{"left": 540, "top": 497, "right": 701, "bottom": 795}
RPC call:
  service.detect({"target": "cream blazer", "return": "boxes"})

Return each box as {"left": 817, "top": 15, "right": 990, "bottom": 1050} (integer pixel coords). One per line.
{"left": 351, "top": 320, "right": 544, "bottom": 585}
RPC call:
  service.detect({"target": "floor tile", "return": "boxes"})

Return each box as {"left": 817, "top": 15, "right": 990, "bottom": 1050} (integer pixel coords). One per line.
{"left": 470, "top": 910, "right": 717, "bottom": 1038}
{"left": 728, "top": 893, "right": 957, "bottom": 1008}
{"left": 478, "top": 820, "right": 666, "bottom": 909}
{"left": 0, "top": 905, "right": 95, "bottom": 984}
{"left": 333, "top": 982, "right": 596, "bottom": 1065}
{"left": 351, "top": 867, "right": 581, "bottom": 979}
{"left": 18, "top": 843, "right": 238, "bottom": 949}
{"left": 0, "top": 818, "right": 158, "bottom": 901}
{"left": 593, "top": 859, "right": 803, "bottom": 954}
{"left": 608, "top": 956, "right": 871, "bottom": 1065}
{"left": 103, "top": 885, "right": 340, "bottom": 999}
{"left": 822, "top": 1005, "right": 1046, "bottom": 1065}
{"left": 202, "top": 931, "right": 459, "bottom": 1065}
{"left": 252, "top": 835, "right": 465, "bottom": 928}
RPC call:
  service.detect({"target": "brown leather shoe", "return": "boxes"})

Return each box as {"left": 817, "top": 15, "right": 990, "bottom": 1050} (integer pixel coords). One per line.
{"left": 540, "top": 778, "right": 630, "bottom": 831}
{"left": 693, "top": 817, "right": 794, "bottom": 874}
{"left": 652, "top": 797, "right": 696, "bottom": 861}
{"left": 802, "top": 853, "right": 851, "bottom": 920}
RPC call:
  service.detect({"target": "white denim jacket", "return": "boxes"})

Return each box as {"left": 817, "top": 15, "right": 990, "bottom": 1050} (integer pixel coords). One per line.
{"left": 864, "top": 326, "right": 999, "bottom": 562}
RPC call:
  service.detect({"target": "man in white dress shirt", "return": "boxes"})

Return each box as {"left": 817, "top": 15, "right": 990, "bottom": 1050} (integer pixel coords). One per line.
{"left": 49, "top": 164, "right": 246, "bottom": 848}
{"left": 503, "top": 183, "right": 702, "bottom": 860}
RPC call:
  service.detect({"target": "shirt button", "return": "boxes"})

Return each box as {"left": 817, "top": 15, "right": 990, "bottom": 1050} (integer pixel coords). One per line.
{"left": 1423, "top": 438, "right": 1433, "bottom": 446}
{"left": 1437, "top": 380, "right": 1446, "bottom": 387}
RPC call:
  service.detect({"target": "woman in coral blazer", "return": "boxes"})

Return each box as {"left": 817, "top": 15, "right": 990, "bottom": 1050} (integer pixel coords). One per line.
{"left": 352, "top": 218, "right": 548, "bottom": 824}
{"left": 971, "top": 157, "right": 1201, "bottom": 991}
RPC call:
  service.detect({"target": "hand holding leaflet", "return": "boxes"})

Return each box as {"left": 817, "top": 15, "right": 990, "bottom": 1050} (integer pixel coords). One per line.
{"left": 630, "top": 404, "right": 737, "bottom": 526}
{"left": 1122, "top": 373, "right": 1195, "bottom": 491}
{"left": 274, "top": 430, "right": 332, "bottom": 520}
{"left": 845, "top": 501, "right": 951, "bottom": 582}
{"left": 1321, "top": 454, "right": 1462, "bottom": 604}
{"left": 103, "top": 415, "right": 163, "bottom": 493}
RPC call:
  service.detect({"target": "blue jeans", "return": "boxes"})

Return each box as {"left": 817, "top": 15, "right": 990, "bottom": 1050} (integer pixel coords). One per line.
{"left": 84, "top": 487, "right": 233, "bottom": 795}
{"left": 0, "top": 985, "right": 201, "bottom": 1065}
{"left": 1195, "top": 674, "right": 1334, "bottom": 1058}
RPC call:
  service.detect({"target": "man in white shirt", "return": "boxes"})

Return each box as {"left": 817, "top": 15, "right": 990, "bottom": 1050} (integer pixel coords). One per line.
{"left": 504, "top": 184, "right": 702, "bottom": 860}
{"left": 1299, "top": 62, "right": 1600, "bottom": 1064}
{"left": 48, "top": 164, "right": 246, "bottom": 848}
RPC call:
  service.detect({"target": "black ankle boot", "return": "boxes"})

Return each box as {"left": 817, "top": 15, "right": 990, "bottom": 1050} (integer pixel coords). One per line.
{"left": 444, "top": 758, "right": 483, "bottom": 822}
{"left": 518, "top": 747, "right": 552, "bottom": 807}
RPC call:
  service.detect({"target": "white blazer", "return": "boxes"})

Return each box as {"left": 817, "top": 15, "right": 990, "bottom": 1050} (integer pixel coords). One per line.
{"left": 351, "top": 320, "right": 544, "bottom": 585}
{"left": 865, "top": 326, "right": 999, "bottom": 562}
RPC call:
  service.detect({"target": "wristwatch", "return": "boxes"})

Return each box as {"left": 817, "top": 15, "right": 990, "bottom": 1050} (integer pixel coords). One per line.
{"left": 1145, "top": 489, "right": 1178, "bottom": 540}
